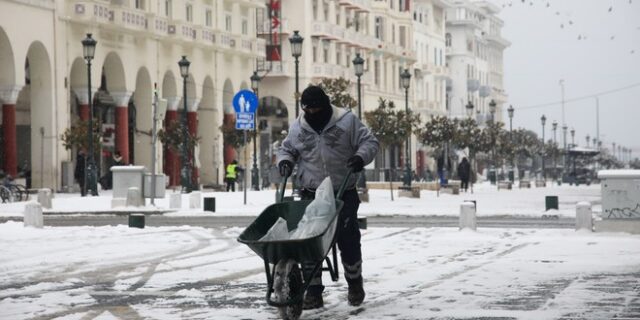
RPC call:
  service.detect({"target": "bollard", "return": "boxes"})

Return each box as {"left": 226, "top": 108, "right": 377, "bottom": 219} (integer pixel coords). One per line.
{"left": 545, "top": 195, "right": 559, "bottom": 211}
{"left": 459, "top": 201, "right": 477, "bottom": 231}
{"left": 169, "top": 193, "right": 182, "bottom": 209}
{"left": 126, "top": 187, "right": 143, "bottom": 207}
{"left": 464, "top": 200, "right": 477, "bottom": 210}
{"left": 204, "top": 197, "right": 216, "bottom": 212}
{"left": 24, "top": 202, "right": 44, "bottom": 228}
{"left": 189, "top": 191, "right": 202, "bottom": 209}
{"left": 357, "top": 217, "right": 368, "bottom": 229}
{"left": 575, "top": 201, "right": 593, "bottom": 231}
{"left": 37, "top": 189, "right": 52, "bottom": 209}
{"left": 128, "top": 214, "right": 145, "bottom": 228}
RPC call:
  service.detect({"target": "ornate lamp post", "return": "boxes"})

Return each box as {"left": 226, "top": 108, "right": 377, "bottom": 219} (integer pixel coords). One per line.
{"left": 541, "top": 114, "right": 547, "bottom": 180}
{"left": 250, "top": 71, "right": 261, "bottom": 191}
{"left": 570, "top": 128, "right": 575, "bottom": 148}
{"left": 552, "top": 120, "right": 558, "bottom": 181}
{"left": 352, "top": 53, "right": 365, "bottom": 119}
{"left": 289, "top": 30, "right": 304, "bottom": 118}
{"left": 507, "top": 104, "right": 514, "bottom": 182}
{"left": 586, "top": 134, "right": 590, "bottom": 148}
{"left": 562, "top": 124, "right": 568, "bottom": 178}
{"left": 352, "top": 53, "right": 367, "bottom": 190}
{"left": 466, "top": 101, "right": 474, "bottom": 118}
{"left": 400, "top": 69, "right": 412, "bottom": 188}
{"left": 488, "top": 99, "right": 497, "bottom": 184}
{"left": 82, "top": 33, "right": 98, "bottom": 197}
{"left": 178, "top": 56, "right": 192, "bottom": 193}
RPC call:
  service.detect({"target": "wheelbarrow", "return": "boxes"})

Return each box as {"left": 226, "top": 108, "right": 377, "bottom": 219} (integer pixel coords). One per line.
{"left": 237, "top": 170, "right": 353, "bottom": 320}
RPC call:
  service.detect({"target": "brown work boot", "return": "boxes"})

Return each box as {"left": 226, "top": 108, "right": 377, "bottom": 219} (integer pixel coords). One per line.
{"left": 302, "top": 293, "right": 323, "bottom": 309}
{"left": 347, "top": 277, "right": 365, "bottom": 306}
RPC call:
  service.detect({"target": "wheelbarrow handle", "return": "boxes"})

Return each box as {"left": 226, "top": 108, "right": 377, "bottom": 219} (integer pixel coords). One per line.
{"left": 336, "top": 168, "right": 354, "bottom": 200}
{"left": 279, "top": 170, "right": 290, "bottom": 203}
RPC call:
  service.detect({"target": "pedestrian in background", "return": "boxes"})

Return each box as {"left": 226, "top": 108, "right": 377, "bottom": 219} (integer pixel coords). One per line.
{"left": 225, "top": 160, "right": 243, "bottom": 192}
{"left": 457, "top": 157, "right": 471, "bottom": 192}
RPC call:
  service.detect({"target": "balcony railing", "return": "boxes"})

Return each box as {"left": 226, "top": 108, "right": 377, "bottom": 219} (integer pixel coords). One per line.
{"left": 111, "top": 7, "right": 148, "bottom": 32}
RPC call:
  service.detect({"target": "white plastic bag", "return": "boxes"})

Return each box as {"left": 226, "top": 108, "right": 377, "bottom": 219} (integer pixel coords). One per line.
{"left": 290, "top": 177, "right": 336, "bottom": 239}
{"left": 259, "top": 217, "right": 290, "bottom": 242}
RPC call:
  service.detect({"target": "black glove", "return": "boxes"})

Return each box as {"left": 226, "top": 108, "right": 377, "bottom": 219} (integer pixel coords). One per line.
{"left": 278, "top": 160, "right": 294, "bottom": 177}
{"left": 346, "top": 155, "right": 365, "bottom": 173}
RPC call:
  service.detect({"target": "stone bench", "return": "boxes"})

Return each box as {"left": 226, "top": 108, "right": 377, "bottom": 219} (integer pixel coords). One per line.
{"left": 497, "top": 181, "right": 512, "bottom": 190}
{"left": 439, "top": 184, "right": 460, "bottom": 195}
{"left": 398, "top": 186, "right": 421, "bottom": 198}
{"left": 535, "top": 180, "right": 547, "bottom": 187}
{"left": 519, "top": 180, "right": 531, "bottom": 189}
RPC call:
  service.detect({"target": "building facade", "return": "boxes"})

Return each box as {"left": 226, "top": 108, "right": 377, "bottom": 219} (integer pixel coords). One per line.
{"left": 445, "top": 0, "right": 509, "bottom": 123}
{"left": 0, "top": 0, "right": 265, "bottom": 190}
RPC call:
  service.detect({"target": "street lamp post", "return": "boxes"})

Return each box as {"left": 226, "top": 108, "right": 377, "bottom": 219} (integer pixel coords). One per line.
{"left": 289, "top": 30, "right": 304, "bottom": 118}
{"left": 178, "top": 56, "right": 192, "bottom": 193}
{"left": 552, "top": 120, "right": 558, "bottom": 181}
{"left": 570, "top": 128, "right": 575, "bottom": 148}
{"left": 250, "top": 71, "right": 261, "bottom": 191}
{"left": 352, "top": 53, "right": 364, "bottom": 119}
{"left": 400, "top": 69, "right": 412, "bottom": 188}
{"left": 489, "top": 99, "right": 497, "bottom": 184}
{"left": 81, "top": 33, "right": 98, "bottom": 197}
{"left": 507, "top": 105, "right": 514, "bottom": 182}
{"left": 562, "top": 124, "right": 568, "bottom": 179}
{"left": 466, "top": 101, "right": 474, "bottom": 118}
{"left": 541, "top": 115, "right": 546, "bottom": 180}
{"left": 352, "top": 53, "right": 367, "bottom": 190}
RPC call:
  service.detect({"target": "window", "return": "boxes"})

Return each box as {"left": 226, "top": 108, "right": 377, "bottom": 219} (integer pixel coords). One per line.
{"left": 399, "top": 26, "right": 406, "bottom": 48}
{"left": 445, "top": 33, "right": 452, "bottom": 47}
{"left": 374, "top": 60, "right": 380, "bottom": 86}
{"left": 312, "top": 0, "right": 318, "bottom": 20}
{"left": 134, "top": 0, "right": 144, "bottom": 10}
{"left": 242, "top": 19, "right": 248, "bottom": 35}
{"left": 164, "top": 0, "right": 172, "bottom": 17}
{"left": 346, "top": 53, "right": 350, "bottom": 67}
{"left": 186, "top": 4, "right": 193, "bottom": 22}
{"left": 323, "top": 1, "right": 329, "bottom": 21}
{"left": 336, "top": 46, "right": 341, "bottom": 65}
{"left": 323, "top": 40, "right": 329, "bottom": 63}
{"left": 392, "top": 24, "right": 395, "bottom": 44}
{"left": 205, "top": 9, "right": 212, "bottom": 27}
{"left": 375, "top": 16, "right": 384, "bottom": 40}
{"left": 312, "top": 39, "right": 318, "bottom": 63}
{"left": 225, "top": 14, "right": 232, "bottom": 32}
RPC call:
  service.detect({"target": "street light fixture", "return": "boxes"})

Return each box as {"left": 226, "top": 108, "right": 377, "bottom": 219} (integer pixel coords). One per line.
{"left": 489, "top": 99, "right": 497, "bottom": 122}
{"left": 352, "top": 53, "right": 365, "bottom": 119}
{"left": 250, "top": 71, "right": 261, "bottom": 191}
{"left": 570, "top": 128, "right": 575, "bottom": 148}
{"left": 178, "top": 55, "right": 192, "bottom": 193}
{"left": 466, "top": 101, "right": 474, "bottom": 118}
{"left": 400, "top": 69, "right": 412, "bottom": 188}
{"left": 552, "top": 120, "right": 558, "bottom": 181}
{"left": 507, "top": 104, "right": 514, "bottom": 182}
{"left": 352, "top": 53, "right": 367, "bottom": 190}
{"left": 541, "top": 115, "right": 547, "bottom": 180}
{"left": 488, "top": 99, "right": 497, "bottom": 184}
{"left": 81, "top": 33, "right": 98, "bottom": 197}
{"left": 289, "top": 30, "right": 304, "bottom": 118}
{"left": 586, "top": 134, "right": 590, "bottom": 148}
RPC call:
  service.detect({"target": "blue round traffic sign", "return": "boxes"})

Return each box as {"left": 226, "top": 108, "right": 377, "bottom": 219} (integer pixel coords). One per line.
{"left": 232, "top": 90, "right": 258, "bottom": 114}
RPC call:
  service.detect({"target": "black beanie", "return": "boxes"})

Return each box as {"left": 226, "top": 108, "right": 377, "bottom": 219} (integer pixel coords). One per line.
{"left": 301, "top": 85, "right": 333, "bottom": 133}
{"left": 301, "top": 86, "right": 331, "bottom": 110}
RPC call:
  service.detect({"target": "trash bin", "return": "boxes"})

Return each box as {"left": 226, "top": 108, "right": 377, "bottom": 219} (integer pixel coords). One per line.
{"left": 545, "top": 196, "right": 559, "bottom": 211}
{"left": 204, "top": 197, "right": 216, "bottom": 212}
{"left": 488, "top": 169, "right": 497, "bottom": 185}
{"left": 129, "top": 214, "right": 145, "bottom": 228}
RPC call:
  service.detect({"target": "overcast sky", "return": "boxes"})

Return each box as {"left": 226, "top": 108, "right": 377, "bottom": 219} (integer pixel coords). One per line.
{"left": 490, "top": 0, "right": 640, "bottom": 159}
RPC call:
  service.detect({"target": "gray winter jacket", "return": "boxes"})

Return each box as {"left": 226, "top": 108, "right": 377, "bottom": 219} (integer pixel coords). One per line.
{"left": 277, "top": 105, "right": 379, "bottom": 191}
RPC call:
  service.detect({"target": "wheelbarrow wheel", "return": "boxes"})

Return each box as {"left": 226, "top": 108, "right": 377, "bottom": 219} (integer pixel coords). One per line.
{"left": 273, "top": 259, "right": 303, "bottom": 320}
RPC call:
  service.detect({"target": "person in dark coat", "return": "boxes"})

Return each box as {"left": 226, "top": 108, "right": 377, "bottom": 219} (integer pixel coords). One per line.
{"left": 74, "top": 150, "right": 87, "bottom": 196}
{"left": 100, "top": 151, "right": 125, "bottom": 190}
{"left": 457, "top": 157, "right": 471, "bottom": 192}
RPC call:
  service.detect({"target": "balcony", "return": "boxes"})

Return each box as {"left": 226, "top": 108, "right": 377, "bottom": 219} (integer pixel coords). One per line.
{"left": 258, "top": 18, "right": 291, "bottom": 35}
{"left": 71, "top": 1, "right": 113, "bottom": 24}
{"left": 111, "top": 7, "right": 148, "bottom": 32}
{"left": 340, "top": 0, "right": 371, "bottom": 12}
{"left": 311, "top": 22, "right": 340, "bottom": 40}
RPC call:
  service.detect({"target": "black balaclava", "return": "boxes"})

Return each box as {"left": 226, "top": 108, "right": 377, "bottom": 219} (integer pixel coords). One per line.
{"left": 301, "top": 85, "right": 333, "bottom": 133}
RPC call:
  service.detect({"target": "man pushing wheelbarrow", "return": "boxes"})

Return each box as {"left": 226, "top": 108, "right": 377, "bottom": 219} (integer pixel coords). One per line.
{"left": 238, "top": 85, "right": 378, "bottom": 319}
{"left": 276, "top": 85, "right": 379, "bottom": 309}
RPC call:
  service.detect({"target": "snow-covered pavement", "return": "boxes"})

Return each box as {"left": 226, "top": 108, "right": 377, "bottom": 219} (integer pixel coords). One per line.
{"left": 1, "top": 222, "right": 639, "bottom": 320}
{"left": 0, "top": 182, "right": 601, "bottom": 218}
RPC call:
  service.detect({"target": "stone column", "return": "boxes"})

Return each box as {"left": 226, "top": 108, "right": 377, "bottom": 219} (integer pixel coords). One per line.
{"left": 73, "top": 88, "right": 93, "bottom": 121}
{"left": 164, "top": 97, "right": 181, "bottom": 186}
{"left": 111, "top": 92, "right": 132, "bottom": 164}
{"left": 187, "top": 98, "right": 200, "bottom": 187}
{"left": 1, "top": 85, "right": 22, "bottom": 177}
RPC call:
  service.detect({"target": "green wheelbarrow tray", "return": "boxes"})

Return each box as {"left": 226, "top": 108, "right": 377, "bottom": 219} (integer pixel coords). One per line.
{"left": 237, "top": 198, "right": 344, "bottom": 264}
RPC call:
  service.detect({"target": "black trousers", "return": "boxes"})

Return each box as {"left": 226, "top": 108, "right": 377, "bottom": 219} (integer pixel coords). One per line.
{"left": 225, "top": 178, "right": 236, "bottom": 192}
{"left": 300, "top": 188, "right": 362, "bottom": 295}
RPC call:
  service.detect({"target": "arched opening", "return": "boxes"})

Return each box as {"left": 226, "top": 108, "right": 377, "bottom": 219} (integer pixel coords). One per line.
{"left": 161, "top": 71, "right": 179, "bottom": 186}
{"left": 257, "top": 96, "right": 289, "bottom": 187}
{"left": 0, "top": 27, "right": 17, "bottom": 180}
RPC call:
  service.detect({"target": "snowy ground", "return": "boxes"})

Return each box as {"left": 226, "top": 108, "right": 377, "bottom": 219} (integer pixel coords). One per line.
{"left": 1, "top": 222, "right": 639, "bottom": 320}
{"left": 0, "top": 182, "right": 601, "bottom": 218}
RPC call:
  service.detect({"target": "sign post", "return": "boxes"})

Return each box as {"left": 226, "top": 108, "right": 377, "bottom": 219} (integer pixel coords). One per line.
{"left": 233, "top": 90, "right": 258, "bottom": 205}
